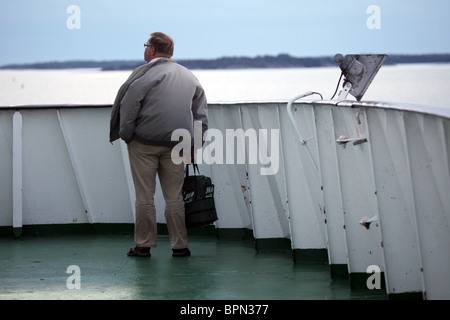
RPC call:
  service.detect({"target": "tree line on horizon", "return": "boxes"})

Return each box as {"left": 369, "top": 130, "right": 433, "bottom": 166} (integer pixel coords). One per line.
{"left": 1, "top": 53, "right": 450, "bottom": 71}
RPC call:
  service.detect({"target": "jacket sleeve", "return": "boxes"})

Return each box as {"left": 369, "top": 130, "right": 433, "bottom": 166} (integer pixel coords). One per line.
{"left": 119, "top": 73, "right": 163, "bottom": 143}
{"left": 191, "top": 85, "right": 208, "bottom": 143}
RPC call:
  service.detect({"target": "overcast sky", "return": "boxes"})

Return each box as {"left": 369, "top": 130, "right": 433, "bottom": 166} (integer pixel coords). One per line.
{"left": 0, "top": 0, "right": 449, "bottom": 65}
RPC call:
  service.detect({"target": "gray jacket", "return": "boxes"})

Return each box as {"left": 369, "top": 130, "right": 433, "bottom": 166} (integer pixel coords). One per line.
{"left": 110, "top": 58, "right": 208, "bottom": 146}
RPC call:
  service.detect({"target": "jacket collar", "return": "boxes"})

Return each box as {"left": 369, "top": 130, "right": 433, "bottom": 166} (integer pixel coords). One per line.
{"left": 148, "top": 57, "right": 174, "bottom": 67}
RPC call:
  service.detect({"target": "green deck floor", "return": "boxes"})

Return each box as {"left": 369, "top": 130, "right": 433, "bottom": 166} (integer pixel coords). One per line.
{"left": 0, "top": 233, "right": 387, "bottom": 300}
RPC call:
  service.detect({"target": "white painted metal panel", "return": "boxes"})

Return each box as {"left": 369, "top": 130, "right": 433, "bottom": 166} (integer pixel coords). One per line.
{"left": 404, "top": 113, "right": 450, "bottom": 300}
{"left": 199, "top": 104, "right": 252, "bottom": 230}
{"left": 56, "top": 108, "right": 134, "bottom": 224}
{"left": 241, "top": 104, "right": 290, "bottom": 240}
{"left": 331, "top": 106, "right": 384, "bottom": 274}
{"left": 367, "top": 108, "right": 423, "bottom": 295}
{"left": 314, "top": 105, "right": 349, "bottom": 267}
{"left": 279, "top": 103, "right": 327, "bottom": 250}
{"left": 0, "top": 110, "right": 13, "bottom": 226}
{"left": 21, "top": 109, "right": 88, "bottom": 225}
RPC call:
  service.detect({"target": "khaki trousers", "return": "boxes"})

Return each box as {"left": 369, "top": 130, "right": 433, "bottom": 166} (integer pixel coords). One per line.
{"left": 127, "top": 140, "right": 188, "bottom": 249}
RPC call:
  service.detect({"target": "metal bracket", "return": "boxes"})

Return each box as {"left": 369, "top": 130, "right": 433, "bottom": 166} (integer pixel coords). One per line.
{"left": 335, "top": 82, "right": 352, "bottom": 101}
{"left": 336, "top": 135, "right": 367, "bottom": 146}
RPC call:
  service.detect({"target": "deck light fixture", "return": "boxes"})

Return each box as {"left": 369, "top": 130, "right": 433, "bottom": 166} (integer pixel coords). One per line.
{"left": 333, "top": 53, "right": 387, "bottom": 101}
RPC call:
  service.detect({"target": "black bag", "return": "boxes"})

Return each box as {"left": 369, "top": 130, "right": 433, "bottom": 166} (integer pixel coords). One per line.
{"left": 182, "top": 164, "right": 218, "bottom": 228}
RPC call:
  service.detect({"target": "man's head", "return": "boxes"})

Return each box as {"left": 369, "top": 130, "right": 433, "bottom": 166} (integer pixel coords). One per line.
{"left": 144, "top": 32, "right": 174, "bottom": 62}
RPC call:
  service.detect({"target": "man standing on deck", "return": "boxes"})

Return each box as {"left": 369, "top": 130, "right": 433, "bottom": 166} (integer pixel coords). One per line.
{"left": 109, "top": 32, "right": 208, "bottom": 257}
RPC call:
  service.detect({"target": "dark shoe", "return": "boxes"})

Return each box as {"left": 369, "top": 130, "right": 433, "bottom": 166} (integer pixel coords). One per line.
{"left": 127, "top": 246, "right": 151, "bottom": 257}
{"left": 172, "top": 248, "right": 191, "bottom": 257}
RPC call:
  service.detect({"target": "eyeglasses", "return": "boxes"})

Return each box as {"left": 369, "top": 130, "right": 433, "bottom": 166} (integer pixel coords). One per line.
{"left": 144, "top": 43, "right": 151, "bottom": 47}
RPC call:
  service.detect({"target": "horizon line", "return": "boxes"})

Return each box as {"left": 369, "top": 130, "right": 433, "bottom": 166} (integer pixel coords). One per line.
{"left": 2, "top": 52, "right": 450, "bottom": 68}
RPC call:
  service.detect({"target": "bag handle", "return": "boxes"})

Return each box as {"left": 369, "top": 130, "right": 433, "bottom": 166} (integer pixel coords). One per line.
{"left": 185, "top": 163, "right": 200, "bottom": 177}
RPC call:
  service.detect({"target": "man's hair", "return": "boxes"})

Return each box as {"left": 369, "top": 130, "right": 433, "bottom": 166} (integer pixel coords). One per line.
{"left": 149, "top": 32, "right": 174, "bottom": 56}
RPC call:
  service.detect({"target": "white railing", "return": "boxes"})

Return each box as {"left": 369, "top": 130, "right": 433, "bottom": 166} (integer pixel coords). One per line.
{"left": 0, "top": 100, "right": 449, "bottom": 299}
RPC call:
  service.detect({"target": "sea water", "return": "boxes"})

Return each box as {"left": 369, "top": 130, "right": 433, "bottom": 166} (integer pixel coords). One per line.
{"left": 0, "top": 63, "right": 449, "bottom": 108}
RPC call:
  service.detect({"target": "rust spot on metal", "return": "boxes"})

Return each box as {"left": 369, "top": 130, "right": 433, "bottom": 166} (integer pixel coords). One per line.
{"left": 359, "top": 215, "right": 378, "bottom": 230}
{"left": 361, "top": 221, "right": 372, "bottom": 230}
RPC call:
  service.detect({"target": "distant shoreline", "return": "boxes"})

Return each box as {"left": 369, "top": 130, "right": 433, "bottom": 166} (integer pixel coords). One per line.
{"left": 1, "top": 53, "right": 450, "bottom": 71}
